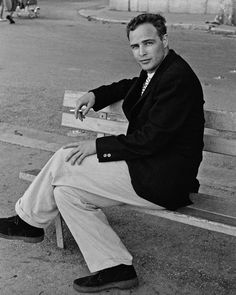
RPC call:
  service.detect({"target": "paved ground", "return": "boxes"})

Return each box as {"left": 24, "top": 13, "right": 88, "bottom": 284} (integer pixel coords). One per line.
{"left": 0, "top": 1, "right": 235, "bottom": 294}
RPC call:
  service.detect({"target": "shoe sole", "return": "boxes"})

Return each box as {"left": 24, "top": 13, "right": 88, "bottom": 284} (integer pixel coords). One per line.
{"left": 73, "top": 277, "right": 139, "bottom": 293}
{"left": 0, "top": 233, "right": 44, "bottom": 243}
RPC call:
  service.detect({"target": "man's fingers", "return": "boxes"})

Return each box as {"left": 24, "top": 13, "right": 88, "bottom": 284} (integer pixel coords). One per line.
{"left": 78, "top": 110, "right": 85, "bottom": 121}
{"left": 76, "top": 154, "right": 86, "bottom": 165}
{"left": 75, "top": 108, "right": 86, "bottom": 121}
{"left": 69, "top": 151, "right": 87, "bottom": 165}
{"left": 70, "top": 151, "right": 83, "bottom": 165}
{"left": 75, "top": 108, "right": 82, "bottom": 120}
{"left": 64, "top": 140, "right": 95, "bottom": 165}
{"left": 63, "top": 143, "right": 80, "bottom": 149}
{"left": 65, "top": 147, "right": 80, "bottom": 162}
{"left": 82, "top": 103, "right": 92, "bottom": 116}
{"left": 74, "top": 92, "right": 95, "bottom": 120}
{"left": 64, "top": 146, "right": 87, "bottom": 165}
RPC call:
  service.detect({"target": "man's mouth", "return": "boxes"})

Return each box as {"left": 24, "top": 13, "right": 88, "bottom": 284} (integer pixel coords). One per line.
{"left": 140, "top": 59, "right": 151, "bottom": 64}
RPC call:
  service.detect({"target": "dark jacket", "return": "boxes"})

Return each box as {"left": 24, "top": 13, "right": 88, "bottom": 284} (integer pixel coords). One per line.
{"left": 91, "top": 49, "right": 205, "bottom": 210}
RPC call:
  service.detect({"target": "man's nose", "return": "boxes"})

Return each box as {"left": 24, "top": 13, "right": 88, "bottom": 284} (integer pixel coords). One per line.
{"left": 139, "top": 45, "right": 147, "bottom": 56}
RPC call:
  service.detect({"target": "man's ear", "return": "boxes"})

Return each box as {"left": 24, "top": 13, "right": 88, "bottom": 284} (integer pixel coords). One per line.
{"left": 162, "top": 34, "right": 168, "bottom": 48}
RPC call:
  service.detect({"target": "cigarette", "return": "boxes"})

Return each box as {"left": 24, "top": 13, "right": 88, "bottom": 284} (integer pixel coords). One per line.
{"left": 70, "top": 109, "right": 83, "bottom": 113}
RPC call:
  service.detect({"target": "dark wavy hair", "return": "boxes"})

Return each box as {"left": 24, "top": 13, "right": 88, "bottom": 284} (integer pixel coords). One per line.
{"left": 126, "top": 13, "right": 167, "bottom": 40}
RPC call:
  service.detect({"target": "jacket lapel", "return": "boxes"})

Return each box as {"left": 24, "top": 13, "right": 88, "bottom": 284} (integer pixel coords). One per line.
{"left": 122, "top": 70, "right": 147, "bottom": 118}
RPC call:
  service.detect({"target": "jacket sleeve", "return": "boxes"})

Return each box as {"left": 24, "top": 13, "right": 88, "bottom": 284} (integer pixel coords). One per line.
{"left": 96, "top": 72, "right": 200, "bottom": 162}
{"left": 91, "top": 77, "right": 138, "bottom": 111}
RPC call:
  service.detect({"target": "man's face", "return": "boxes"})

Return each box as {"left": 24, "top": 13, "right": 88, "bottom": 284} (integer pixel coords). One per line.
{"left": 129, "top": 23, "right": 168, "bottom": 73}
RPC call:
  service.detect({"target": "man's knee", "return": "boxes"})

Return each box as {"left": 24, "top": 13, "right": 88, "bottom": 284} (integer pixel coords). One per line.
{"left": 54, "top": 186, "right": 99, "bottom": 211}
{"left": 51, "top": 148, "right": 70, "bottom": 166}
{"left": 54, "top": 186, "right": 80, "bottom": 206}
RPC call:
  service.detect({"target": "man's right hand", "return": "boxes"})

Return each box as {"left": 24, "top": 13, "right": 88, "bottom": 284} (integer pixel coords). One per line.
{"left": 75, "top": 92, "right": 95, "bottom": 121}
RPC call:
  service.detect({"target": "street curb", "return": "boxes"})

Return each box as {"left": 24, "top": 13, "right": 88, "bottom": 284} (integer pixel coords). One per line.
{"left": 78, "top": 8, "right": 236, "bottom": 35}
{"left": 78, "top": 9, "right": 128, "bottom": 24}
{"left": 169, "top": 23, "right": 210, "bottom": 31}
{"left": 209, "top": 26, "right": 236, "bottom": 35}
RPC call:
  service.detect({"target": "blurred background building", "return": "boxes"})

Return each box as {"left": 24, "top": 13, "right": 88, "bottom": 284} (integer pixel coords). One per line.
{"left": 109, "top": 0, "right": 236, "bottom": 24}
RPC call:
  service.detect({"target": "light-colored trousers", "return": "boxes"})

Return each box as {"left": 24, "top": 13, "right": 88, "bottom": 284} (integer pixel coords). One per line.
{"left": 15, "top": 148, "right": 163, "bottom": 272}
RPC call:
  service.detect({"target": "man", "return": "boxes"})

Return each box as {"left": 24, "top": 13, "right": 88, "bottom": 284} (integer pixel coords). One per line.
{"left": 0, "top": 0, "right": 4, "bottom": 21}
{"left": 3, "top": 0, "right": 17, "bottom": 23}
{"left": 0, "top": 14, "right": 204, "bottom": 293}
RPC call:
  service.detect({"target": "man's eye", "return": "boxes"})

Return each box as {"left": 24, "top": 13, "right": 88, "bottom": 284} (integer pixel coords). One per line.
{"left": 131, "top": 45, "right": 138, "bottom": 50}
{"left": 145, "top": 41, "right": 154, "bottom": 46}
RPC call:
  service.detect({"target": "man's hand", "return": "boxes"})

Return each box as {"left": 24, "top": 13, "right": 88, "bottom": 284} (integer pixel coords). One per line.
{"left": 63, "top": 140, "right": 96, "bottom": 165}
{"left": 75, "top": 92, "right": 95, "bottom": 121}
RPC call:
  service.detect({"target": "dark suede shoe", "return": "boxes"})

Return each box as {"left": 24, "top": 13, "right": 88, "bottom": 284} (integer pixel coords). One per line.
{"left": 73, "top": 264, "right": 138, "bottom": 293}
{"left": 0, "top": 215, "right": 44, "bottom": 243}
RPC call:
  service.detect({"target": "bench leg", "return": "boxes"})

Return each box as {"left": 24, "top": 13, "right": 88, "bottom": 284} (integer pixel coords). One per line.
{"left": 54, "top": 214, "right": 64, "bottom": 249}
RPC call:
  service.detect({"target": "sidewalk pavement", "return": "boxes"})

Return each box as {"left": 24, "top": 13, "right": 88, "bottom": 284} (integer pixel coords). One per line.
{"left": 78, "top": 5, "right": 236, "bottom": 35}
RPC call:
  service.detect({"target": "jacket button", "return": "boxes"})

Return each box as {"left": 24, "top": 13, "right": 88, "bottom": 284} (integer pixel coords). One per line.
{"left": 103, "top": 154, "right": 107, "bottom": 158}
{"left": 107, "top": 153, "right": 111, "bottom": 157}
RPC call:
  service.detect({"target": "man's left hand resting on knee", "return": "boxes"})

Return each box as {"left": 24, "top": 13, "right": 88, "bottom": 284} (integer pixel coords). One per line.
{"left": 63, "top": 140, "right": 97, "bottom": 165}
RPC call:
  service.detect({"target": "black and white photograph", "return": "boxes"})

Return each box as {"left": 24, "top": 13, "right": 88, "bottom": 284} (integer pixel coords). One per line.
{"left": 0, "top": 0, "right": 235, "bottom": 294}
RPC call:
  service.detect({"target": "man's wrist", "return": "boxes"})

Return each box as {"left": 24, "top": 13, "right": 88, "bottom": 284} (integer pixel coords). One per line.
{"left": 88, "top": 91, "right": 95, "bottom": 100}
